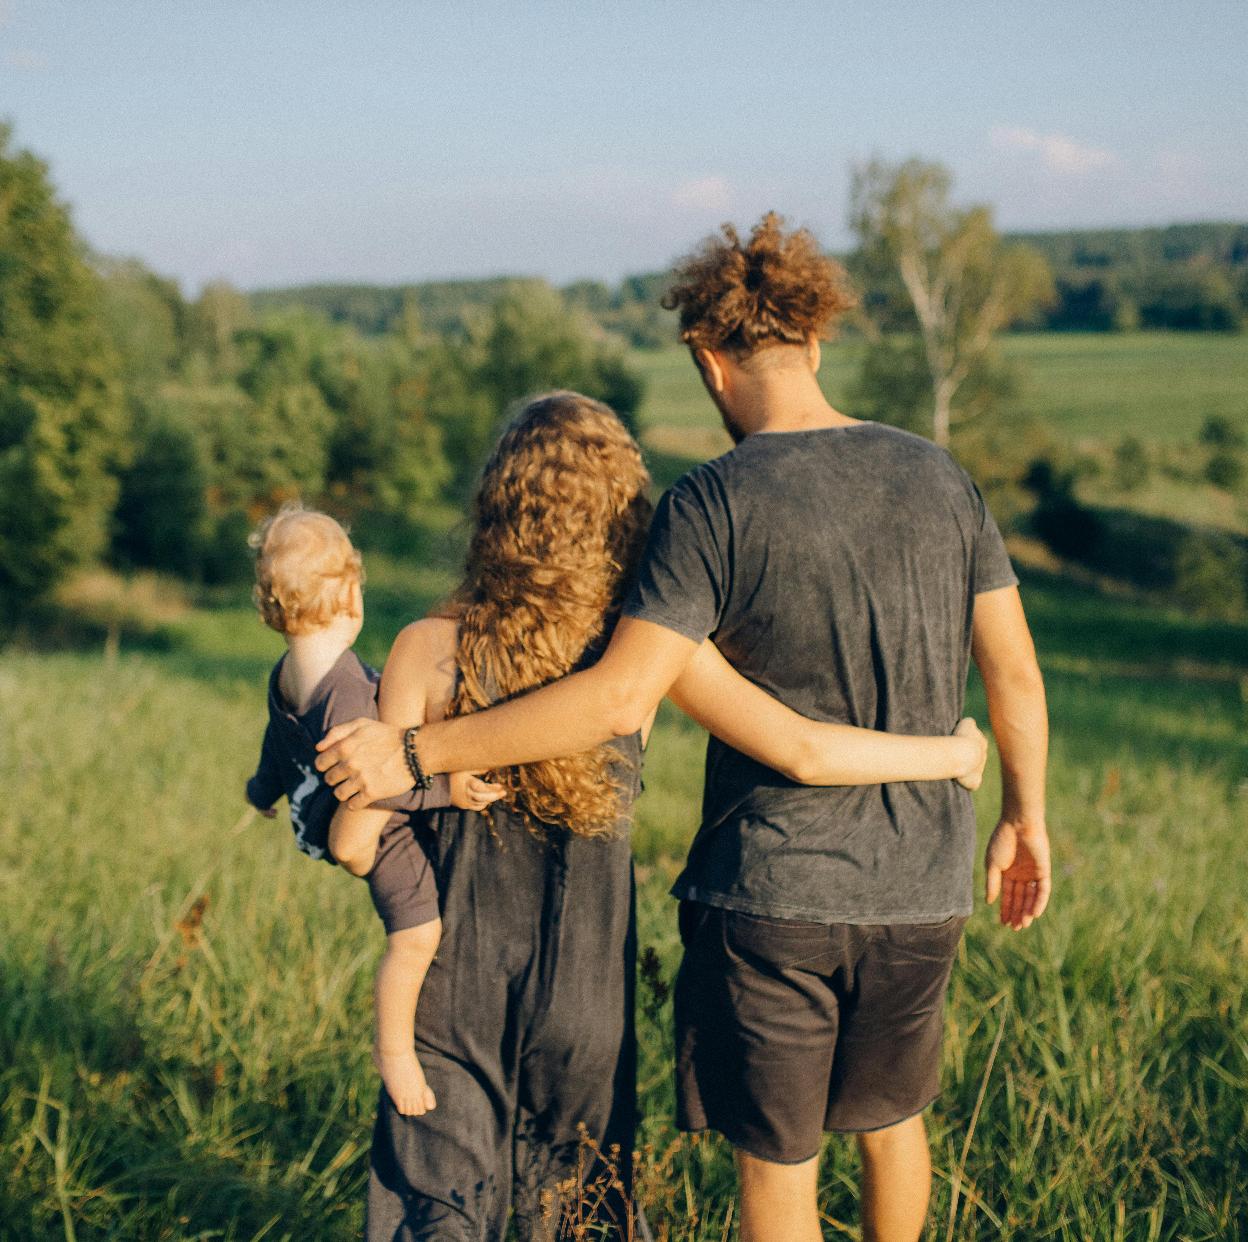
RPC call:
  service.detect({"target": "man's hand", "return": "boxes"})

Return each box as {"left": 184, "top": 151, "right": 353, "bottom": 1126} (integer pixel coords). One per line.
{"left": 985, "top": 819, "right": 1051, "bottom": 930}
{"left": 315, "top": 718, "right": 411, "bottom": 808}
{"left": 953, "top": 717, "right": 988, "bottom": 791}
{"left": 450, "top": 771, "right": 507, "bottom": 813}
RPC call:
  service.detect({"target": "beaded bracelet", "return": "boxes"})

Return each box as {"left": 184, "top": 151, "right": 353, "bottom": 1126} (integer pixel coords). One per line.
{"left": 403, "top": 725, "right": 434, "bottom": 791}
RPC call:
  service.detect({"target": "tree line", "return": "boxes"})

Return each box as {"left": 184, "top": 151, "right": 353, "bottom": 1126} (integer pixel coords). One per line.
{"left": 0, "top": 126, "right": 642, "bottom": 622}
{"left": 3, "top": 122, "right": 1244, "bottom": 627}
{"left": 260, "top": 226, "right": 1248, "bottom": 350}
{"left": 1012, "top": 223, "right": 1248, "bottom": 332}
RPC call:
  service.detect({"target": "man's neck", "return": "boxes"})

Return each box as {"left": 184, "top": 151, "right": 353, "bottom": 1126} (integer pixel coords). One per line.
{"left": 724, "top": 368, "right": 857, "bottom": 439}
{"left": 280, "top": 623, "right": 356, "bottom": 714}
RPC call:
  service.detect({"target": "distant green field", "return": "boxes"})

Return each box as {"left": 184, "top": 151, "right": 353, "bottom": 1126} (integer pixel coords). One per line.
{"left": 632, "top": 332, "right": 1248, "bottom": 447}
{"left": 3, "top": 539, "right": 1247, "bottom": 1238}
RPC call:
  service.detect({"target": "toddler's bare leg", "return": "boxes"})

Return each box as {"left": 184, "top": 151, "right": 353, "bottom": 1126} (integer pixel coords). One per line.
{"left": 373, "top": 919, "right": 441, "bottom": 1116}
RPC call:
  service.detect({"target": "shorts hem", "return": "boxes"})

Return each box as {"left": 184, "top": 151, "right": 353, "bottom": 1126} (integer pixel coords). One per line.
{"left": 826, "top": 1093, "right": 940, "bottom": 1135}
{"left": 380, "top": 903, "right": 442, "bottom": 936}
{"left": 677, "top": 1120, "right": 820, "bottom": 1167}
{"left": 679, "top": 1093, "right": 941, "bottom": 1158}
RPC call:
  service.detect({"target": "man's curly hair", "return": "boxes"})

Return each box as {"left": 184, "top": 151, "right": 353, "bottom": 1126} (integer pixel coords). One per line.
{"left": 446, "top": 391, "right": 653, "bottom": 838}
{"left": 662, "top": 211, "right": 856, "bottom": 355}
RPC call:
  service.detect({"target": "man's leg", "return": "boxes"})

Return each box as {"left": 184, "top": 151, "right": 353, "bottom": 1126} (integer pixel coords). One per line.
{"left": 856, "top": 1111, "right": 931, "bottom": 1242}
{"left": 672, "top": 904, "right": 840, "bottom": 1241}
{"left": 824, "top": 918, "right": 967, "bottom": 1242}
{"left": 736, "top": 1149, "right": 822, "bottom": 1242}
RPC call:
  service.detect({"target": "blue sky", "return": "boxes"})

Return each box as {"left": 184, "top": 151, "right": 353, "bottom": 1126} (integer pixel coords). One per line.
{"left": 3, "top": 1, "right": 1246, "bottom": 292}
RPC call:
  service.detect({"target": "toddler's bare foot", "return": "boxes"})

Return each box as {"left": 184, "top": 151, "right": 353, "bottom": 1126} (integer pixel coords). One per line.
{"left": 374, "top": 1046, "right": 437, "bottom": 1116}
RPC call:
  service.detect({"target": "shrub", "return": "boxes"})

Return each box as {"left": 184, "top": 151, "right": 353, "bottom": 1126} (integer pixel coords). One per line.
{"left": 1205, "top": 448, "right": 1246, "bottom": 491}
{"left": 1024, "top": 457, "right": 1104, "bottom": 560}
{"left": 1172, "top": 532, "right": 1248, "bottom": 617}
{"left": 1112, "top": 436, "right": 1151, "bottom": 491}
{"left": 1032, "top": 494, "right": 1104, "bottom": 560}
{"left": 1037, "top": 497, "right": 1248, "bottom": 618}
{"left": 1199, "top": 415, "right": 1246, "bottom": 450}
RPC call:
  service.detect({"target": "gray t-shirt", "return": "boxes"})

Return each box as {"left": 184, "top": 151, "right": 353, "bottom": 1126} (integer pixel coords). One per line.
{"left": 624, "top": 421, "right": 1017, "bottom": 924}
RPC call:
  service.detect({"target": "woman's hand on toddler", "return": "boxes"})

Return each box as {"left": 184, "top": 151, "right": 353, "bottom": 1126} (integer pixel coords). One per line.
{"left": 450, "top": 771, "right": 506, "bottom": 814}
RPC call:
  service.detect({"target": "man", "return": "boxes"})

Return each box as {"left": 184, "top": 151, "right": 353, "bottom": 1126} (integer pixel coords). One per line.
{"left": 317, "top": 213, "right": 1050, "bottom": 1242}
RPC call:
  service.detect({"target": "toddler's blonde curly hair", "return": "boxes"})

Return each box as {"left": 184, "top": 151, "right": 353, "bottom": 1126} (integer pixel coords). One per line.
{"left": 250, "top": 505, "right": 363, "bottom": 635}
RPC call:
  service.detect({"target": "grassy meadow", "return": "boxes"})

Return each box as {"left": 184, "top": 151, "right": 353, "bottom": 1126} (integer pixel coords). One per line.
{"left": 3, "top": 335, "right": 1248, "bottom": 1240}
{"left": 632, "top": 332, "right": 1248, "bottom": 444}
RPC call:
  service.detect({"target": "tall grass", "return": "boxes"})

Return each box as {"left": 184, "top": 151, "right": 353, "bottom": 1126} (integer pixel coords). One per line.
{"left": 2, "top": 559, "right": 1244, "bottom": 1239}
{"left": 5, "top": 344, "right": 1247, "bottom": 1237}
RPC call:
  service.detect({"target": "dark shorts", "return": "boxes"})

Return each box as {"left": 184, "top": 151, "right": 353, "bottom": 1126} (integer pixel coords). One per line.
{"left": 365, "top": 820, "right": 440, "bottom": 935}
{"left": 674, "top": 901, "right": 967, "bottom": 1164}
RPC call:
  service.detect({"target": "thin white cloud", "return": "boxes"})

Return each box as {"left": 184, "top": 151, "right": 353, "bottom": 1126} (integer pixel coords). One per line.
{"left": 990, "top": 125, "right": 1115, "bottom": 174}
{"left": 672, "top": 175, "right": 732, "bottom": 214}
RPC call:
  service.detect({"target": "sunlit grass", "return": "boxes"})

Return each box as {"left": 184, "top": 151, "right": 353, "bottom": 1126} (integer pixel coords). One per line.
{"left": 2, "top": 556, "right": 1245, "bottom": 1238}
{"left": 3, "top": 366, "right": 1246, "bottom": 1236}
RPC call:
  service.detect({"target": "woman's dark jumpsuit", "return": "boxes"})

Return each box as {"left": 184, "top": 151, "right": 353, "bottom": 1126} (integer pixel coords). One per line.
{"left": 366, "top": 734, "right": 641, "bottom": 1241}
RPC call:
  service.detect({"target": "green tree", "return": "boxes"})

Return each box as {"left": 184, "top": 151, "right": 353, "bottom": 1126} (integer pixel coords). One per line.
{"left": 142, "top": 385, "right": 257, "bottom": 582}
{"left": 1196, "top": 416, "right": 1247, "bottom": 493}
{"left": 438, "top": 285, "right": 645, "bottom": 496}
{"left": 848, "top": 336, "right": 929, "bottom": 433}
{"left": 185, "top": 280, "right": 252, "bottom": 379}
{"left": 315, "top": 328, "right": 451, "bottom": 518}
{"left": 231, "top": 314, "right": 336, "bottom": 506}
{"left": 0, "top": 126, "right": 125, "bottom": 618}
{"left": 1199, "top": 415, "right": 1246, "bottom": 450}
{"left": 1046, "top": 274, "right": 1139, "bottom": 332}
{"left": 1205, "top": 449, "right": 1245, "bottom": 491}
{"left": 850, "top": 158, "right": 1054, "bottom": 446}
{"left": 1133, "top": 262, "right": 1242, "bottom": 332}
{"left": 112, "top": 405, "right": 209, "bottom": 577}
{"left": 96, "top": 257, "right": 187, "bottom": 393}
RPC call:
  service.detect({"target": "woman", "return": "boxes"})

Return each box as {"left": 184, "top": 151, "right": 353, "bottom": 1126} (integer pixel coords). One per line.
{"left": 340, "top": 392, "right": 983, "bottom": 1240}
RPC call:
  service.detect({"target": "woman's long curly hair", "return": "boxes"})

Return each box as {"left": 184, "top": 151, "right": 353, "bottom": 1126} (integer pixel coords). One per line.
{"left": 446, "top": 391, "right": 653, "bottom": 838}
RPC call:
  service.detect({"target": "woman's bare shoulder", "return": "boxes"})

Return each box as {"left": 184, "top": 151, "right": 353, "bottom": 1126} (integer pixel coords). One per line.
{"left": 388, "top": 615, "right": 458, "bottom": 664}
{"left": 382, "top": 616, "right": 459, "bottom": 721}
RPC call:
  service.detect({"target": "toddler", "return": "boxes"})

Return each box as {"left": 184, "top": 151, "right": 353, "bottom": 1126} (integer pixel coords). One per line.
{"left": 245, "top": 505, "right": 501, "bottom": 1114}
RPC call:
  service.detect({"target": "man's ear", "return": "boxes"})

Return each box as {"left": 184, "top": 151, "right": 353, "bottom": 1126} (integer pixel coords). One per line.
{"left": 694, "top": 347, "right": 726, "bottom": 394}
